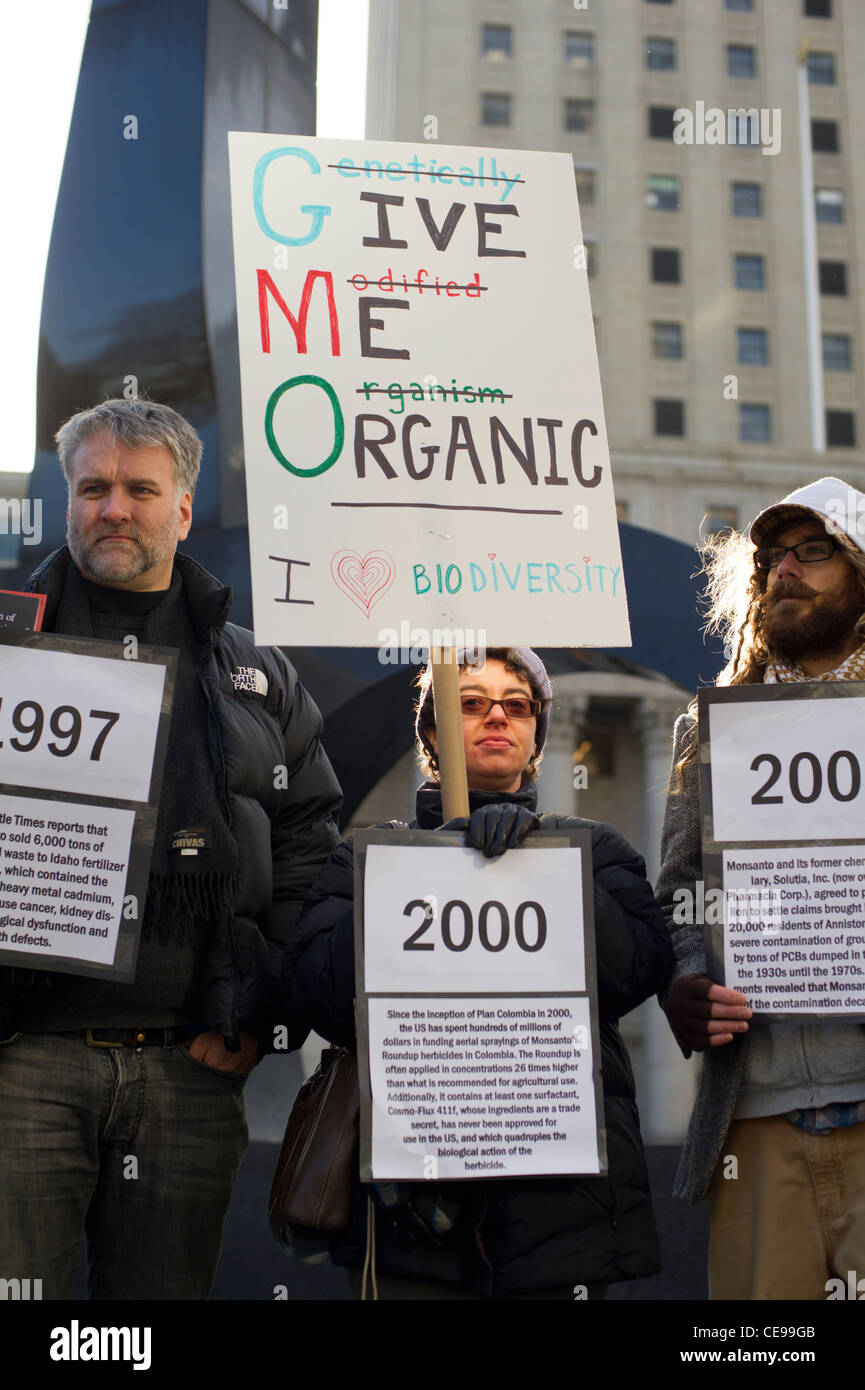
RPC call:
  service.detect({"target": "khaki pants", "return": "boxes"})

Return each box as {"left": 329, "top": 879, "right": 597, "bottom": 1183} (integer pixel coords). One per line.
{"left": 707, "top": 1113, "right": 865, "bottom": 1300}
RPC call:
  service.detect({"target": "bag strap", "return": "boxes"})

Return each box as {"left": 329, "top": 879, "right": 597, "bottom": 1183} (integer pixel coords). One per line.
{"left": 360, "top": 1193, "right": 378, "bottom": 1301}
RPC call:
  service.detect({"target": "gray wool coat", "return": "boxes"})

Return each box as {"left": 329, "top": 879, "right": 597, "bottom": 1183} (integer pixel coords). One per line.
{"left": 654, "top": 712, "right": 750, "bottom": 1202}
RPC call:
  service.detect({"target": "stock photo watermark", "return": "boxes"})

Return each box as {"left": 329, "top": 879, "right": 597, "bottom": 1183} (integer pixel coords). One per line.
{"left": 673, "top": 103, "right": 781, "bottom": 157}
{"left": 0, "top": 498, "right": 42, "bottom": 546}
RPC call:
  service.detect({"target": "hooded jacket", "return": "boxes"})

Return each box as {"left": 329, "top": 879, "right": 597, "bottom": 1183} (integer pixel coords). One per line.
{"left": 285, "top": 780, "right": 674, "bottom": 1295}
{"left": 0, "top": 545, "right": 342, "bottom": 1049}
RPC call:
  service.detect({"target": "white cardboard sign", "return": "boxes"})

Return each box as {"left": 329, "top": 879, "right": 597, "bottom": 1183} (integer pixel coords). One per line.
{"left": 0, "top": 643, "right": 166, "bottom": 803}
{"left": 367, "top": 994, "right": 599, "bottom": 1180}
{"left": 355, "top": 832, "right": 605, "bottom": 1182}
{"left": 700, "top": 686, "right": 865, "bottom": 1017}
{"left": 709, "top": 696, "right": 865, "bottom": 842}
{"left": 0, "top": 793, "right": 135, "bottom": 966}
{"left": 363, "top": 843, "right": 586, "bottom": 992}
{"left": 228, "top": 133, "right": 628, "bottom": 648}
{"left": 0, "top": 634, "right": 175, "bottom": 981}
{"left": 721, "top": 846, "right": 865, "bottom": 1013}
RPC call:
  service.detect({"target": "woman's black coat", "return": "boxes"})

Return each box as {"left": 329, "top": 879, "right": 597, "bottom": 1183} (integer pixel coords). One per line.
{"left": 284, "top": 781, "right": 674, "bottom": 1296}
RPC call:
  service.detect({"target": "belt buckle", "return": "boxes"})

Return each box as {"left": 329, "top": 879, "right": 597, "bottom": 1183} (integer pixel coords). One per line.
{"left": 85, "top": 1028, "right": 122, "bottom": 1048}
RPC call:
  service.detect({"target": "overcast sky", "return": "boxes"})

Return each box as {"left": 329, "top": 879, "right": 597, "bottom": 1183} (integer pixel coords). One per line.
{"left": 0, "top": 0, "right": 368, "bottom": 477}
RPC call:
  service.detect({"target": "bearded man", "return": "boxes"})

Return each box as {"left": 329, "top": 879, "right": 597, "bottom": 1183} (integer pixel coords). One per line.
{"left": 655, "top": 476, "right": 865, "bottom": 1301}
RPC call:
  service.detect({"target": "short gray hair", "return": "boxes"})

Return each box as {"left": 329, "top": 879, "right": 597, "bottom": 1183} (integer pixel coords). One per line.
{"left": 55, "top": 399, "right": 203, "bottom": 499}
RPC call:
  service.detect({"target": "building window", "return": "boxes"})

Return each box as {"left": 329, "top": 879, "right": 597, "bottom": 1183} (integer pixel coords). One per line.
{"left": 730, "top": 111, "right": 761, "bottom": 146}
{"left": 615, "top": 500, "right": 630, "bottom": 522}
{"left": 579, "top": 723, "right": 616, "bottom": 779}
{"left": 807, "top": 51, "right": 836, "bottom": 84}
{"left": 654, "top": 399, "right": 685, "bottom": 436}
{"left": 646, "top": 37, "right": 676, "bottom": 70}
{"left": 734, "top": 254, "right": 765, "bottom": 290}
{"left": 482, "top": 25, "right": 512, "bottom": 60}
{"left": 652, "top": 321, "right": 683, "bottom": 358}
{"left": 725, "top": 0, "right": 754, "bottom": 9}
{"left": 574, "top": 166, "right": 596, "bottom": 205}
{"left": 826, "top": 410, "right": 856, "bottom": 446}
{"left": 732, "top": 182, "right": 762, "bottom": 217}
{"left": 822, "top": 333, "right": 852, "bottom": 371}
{"left": 819, "top": 260, "right": 847, "bottom": 295}
{"left": 704, "top": 506, "right": 739, "bottom": 535}
{"left": 481, "top": 93, "right": 511, "bottom": 126}
{"left": 564, "top": 31, "right": 594, "bottom": 67}
{"left": 652, "top": 248, "right": 681, "bottom": 283}
{"left": 804, "top": 0, "right": 832, "bottom": 16}
{"left": 647, "top": 174, "right": 680, "bottom": 211}
{"left": 648, "top": 106, "right": 677, "bottom": 139}
{"left": 727, "top": 44, "right": 757, "bottom": 79}
{"left": 812, "top": 119, "right": 840, "bottom": 152}
{"left": 815, "top": 188, "right": 844, "bottom": 223}
{"left": 565, "top": 99, "right": 595, "bottom": 134}
{"left": 737, "top": 328, "right": 769, "bottom": 365}
{"left": 740, "top": 404, "right": 772, "bottom": 442}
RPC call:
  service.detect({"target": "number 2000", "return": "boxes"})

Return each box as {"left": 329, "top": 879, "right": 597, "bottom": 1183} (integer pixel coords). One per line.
{"left": 402, "top": 898, "right": 547, "bottom": 953}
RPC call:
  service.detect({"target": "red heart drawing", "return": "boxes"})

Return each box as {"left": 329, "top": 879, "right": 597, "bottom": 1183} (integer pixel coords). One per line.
{"left": 488, "top": 553, "right": 496, "bottom": 559}
{"left": 330, "top": 549, "right": 395, "bottom": 618}
{"left": 583, "top": 556, "right": 591, "bottom": 562}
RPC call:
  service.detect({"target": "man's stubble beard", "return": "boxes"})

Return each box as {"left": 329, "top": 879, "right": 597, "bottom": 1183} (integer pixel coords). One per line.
{"left": 67, "top": 508, "right": 181, "bottom": 586}
{"left": 759, "top": 575, "right": 863, "bottom": 664}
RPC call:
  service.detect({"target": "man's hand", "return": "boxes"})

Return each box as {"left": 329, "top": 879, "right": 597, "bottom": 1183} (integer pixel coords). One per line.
{"left": 188, "top": 1029, "right": 260, "bottom": 1076}
{"left": 667, "top": 976, "right": 752, "bottom": 1051}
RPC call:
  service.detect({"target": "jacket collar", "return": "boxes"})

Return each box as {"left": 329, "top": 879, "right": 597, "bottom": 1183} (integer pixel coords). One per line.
{"left": 415, "top": 776, "right": 538, "bottom": 828}
{"left": 27, "top": 546, "right": 233, "bottom": 648}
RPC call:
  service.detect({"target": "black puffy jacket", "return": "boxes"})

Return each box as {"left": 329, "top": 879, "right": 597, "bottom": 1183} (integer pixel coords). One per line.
{"left": 0, "top": 546, "right": 342, "bottom": 1049}
{"left": 285, "top": 781, "right": 674, "bottom": 1295}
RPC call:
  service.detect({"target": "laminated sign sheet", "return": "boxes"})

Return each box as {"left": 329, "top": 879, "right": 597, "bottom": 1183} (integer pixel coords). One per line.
{"left": 228, "top": 133, "right": 628, "bottom": 650}
{"left": 0, "top": 635, "right": 175, "bottom": 981}
{"left": 354, "top": 830, "right": 606, "bottom": 1182}
{"left": 699, "top": 684, "right": 865, "bottom": 1018}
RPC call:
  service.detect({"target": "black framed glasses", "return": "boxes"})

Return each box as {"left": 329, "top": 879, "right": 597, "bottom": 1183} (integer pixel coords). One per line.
{"left": 460, "top": 696, "right": 540, "bottom": 719}
{"left": 753, "top": 537, "right": 841, "bottom": 571}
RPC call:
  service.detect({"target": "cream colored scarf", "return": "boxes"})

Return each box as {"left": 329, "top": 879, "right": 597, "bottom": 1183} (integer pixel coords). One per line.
{"left": 764, "top": 643, "right": 865, "bottom": 684}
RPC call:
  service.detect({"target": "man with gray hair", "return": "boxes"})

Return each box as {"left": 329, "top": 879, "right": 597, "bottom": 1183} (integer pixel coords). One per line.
{"left": 0, "top": 398, "right": 342, "bottom": 1299}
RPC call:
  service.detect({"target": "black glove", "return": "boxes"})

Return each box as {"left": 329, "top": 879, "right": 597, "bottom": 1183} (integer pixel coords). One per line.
{"left": 460, "top": 804, "right": 540, "bottom": 857}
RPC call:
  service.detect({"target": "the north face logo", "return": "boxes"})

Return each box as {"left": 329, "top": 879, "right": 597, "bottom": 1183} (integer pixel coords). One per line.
{"left": 231, "top": 666, "right": 268, "bottom": 695}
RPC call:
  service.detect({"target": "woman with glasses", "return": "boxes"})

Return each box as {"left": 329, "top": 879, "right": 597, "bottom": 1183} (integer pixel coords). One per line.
{"left": 284, "top": 647, "right": 673, "bottom": 1299}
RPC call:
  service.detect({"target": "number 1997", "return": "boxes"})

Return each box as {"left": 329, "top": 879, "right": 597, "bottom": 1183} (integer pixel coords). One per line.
{"left": 0, "top": 699, "right": 120, "bottom": 760}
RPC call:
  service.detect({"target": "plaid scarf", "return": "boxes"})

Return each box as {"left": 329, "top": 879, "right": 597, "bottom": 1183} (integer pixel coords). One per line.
{"left": 764, "top": 644, "right": 865, "bottom": 685}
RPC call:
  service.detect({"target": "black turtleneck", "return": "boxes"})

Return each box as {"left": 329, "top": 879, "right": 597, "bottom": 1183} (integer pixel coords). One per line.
{"left": 414, "top": 778, "right": 538, "bottom": 828}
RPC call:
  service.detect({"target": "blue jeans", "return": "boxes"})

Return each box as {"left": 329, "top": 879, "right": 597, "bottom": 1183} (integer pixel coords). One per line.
{"left": 0, "top": 1032, "right": 248, "bottom": 1300}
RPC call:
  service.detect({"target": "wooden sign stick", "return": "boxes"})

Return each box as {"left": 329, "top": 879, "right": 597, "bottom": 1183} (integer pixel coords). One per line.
{"left": 430, "top": 646, "right": 469, "bottom": 823}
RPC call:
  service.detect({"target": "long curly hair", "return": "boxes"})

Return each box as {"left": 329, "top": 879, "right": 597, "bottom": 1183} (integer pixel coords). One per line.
{"left": 671, "top": 523, "right": 865, "bottom": 786}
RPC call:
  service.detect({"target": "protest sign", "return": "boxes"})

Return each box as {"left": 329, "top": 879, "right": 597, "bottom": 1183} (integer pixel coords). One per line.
{"left": 699, "top": 684, "right": 865, "bottom": 1016}
{"left": 354, "top": 830, "right": 605, "bottom": 1182}
{"left": 228, "top": 133, "right": 628, "bottom": 650}
{"left": 0, "top": 634, "right": 175, "bottom": 980}
{"left": 0, "top": 590, "right": 46, "bottom": 633}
